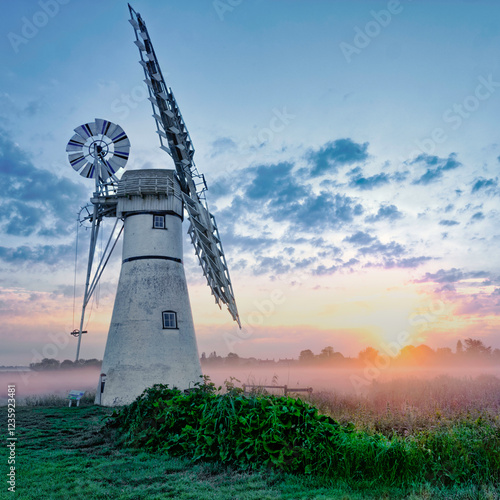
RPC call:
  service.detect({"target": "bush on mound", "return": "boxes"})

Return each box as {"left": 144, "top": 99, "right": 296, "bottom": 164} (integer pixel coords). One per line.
{"left": 105, "top": 381, "right": 423, "bottom": 484}
{"left": 105, "top": 381, "right": 500, "bottom": 485}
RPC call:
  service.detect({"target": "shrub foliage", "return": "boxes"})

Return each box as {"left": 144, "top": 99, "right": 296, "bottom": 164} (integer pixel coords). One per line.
{"left": 105, "top": 380, "right": 500, "bottom": 486}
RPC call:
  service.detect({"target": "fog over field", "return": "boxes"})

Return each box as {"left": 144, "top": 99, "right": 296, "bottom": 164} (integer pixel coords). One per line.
{"left": 204, "top": 365, "right": 500, "bottom": 395}
{"left": 2, "top": 364, "right": 499, "bottom": 407}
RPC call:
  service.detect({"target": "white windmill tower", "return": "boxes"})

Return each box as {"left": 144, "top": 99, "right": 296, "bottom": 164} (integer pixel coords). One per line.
{"left": 67, "top": 5, "right": 240, "bottom": 407}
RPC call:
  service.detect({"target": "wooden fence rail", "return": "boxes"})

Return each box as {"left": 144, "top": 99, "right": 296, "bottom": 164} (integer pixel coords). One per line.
{"left": 242, "top": 384, "right": 313, "bottom": 396}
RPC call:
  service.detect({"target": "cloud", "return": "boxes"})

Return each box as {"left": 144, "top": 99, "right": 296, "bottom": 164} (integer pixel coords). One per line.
{"left": 411, "top": 153, "right": 462, "bottom": 185}
{"left": 294, "top": 257, "right": 317, "bottom": 269}
{"left": 0, "top": 200, "right": 43, "bottom": 236}
{"left": 211, "top": 136, "right": 237, "bottom": 157}
{"left": 317, "top": 243, "right": 342, "bottom": 258}
{"left": 23, "top": 100, "right": 42, "bottom": 117}
{"left": 439, "top": 220, "right": 460, "bottom": 226}
{"left": 312, "top": 257, "right": 359, "bottom": 276}
{"left": 358, "top": 241, "right": 406, "bottom": 258}
{"left": 274, "top": 192, "right": 363, "bottom": 231}
{"left": 348, "top": 172, "right": 390, "bottom": 190}
{"left": 354, "top": 238, "right": 432, "bottom": 270}
{"left": 365, "top": 204, "right": 403, "bottom": 223}
{"left": 344, "top": 231, "right": 377, "bottom": 246}
{"left": 471, "top": 211, "right": 485, "bottom": 221}
{"left": 0, "top": 128, "right": 86, "bottom": 237}
{"left": 0, "top": 94, "right": 43, "bottom": 119}
{"left": 222, "top": 232, "right": 277, "bottom": 251}
{"left": 223, "top": 160, "right": 365, "bottom": 232}
{"left": 0, "top": 244, "right": 74, "bottom": 266}
{"left": 193, "top": 137, "right": 494, "bottom": 282}
{"left": 208, "top": 152, "right": 371, "bottom": 274}
{"left": 416, "top": 268, "right": 490, "bottom": 284}
{"left": 453, "top": 294, "right": 500, "bottom": 317}
{"left": 306, "top": 138, "right": 369, "bottom": 177}
{"left": 343, "top": 257, "right": 360, "bottom": 268}
{"left": 253, "top": 256, "right": 291, "bottom": 276}
{"left": 383, "top": 256, "right": 433, "bottom": 269}
{"left": 391, "top": 171, "right": 409, "bottom": 183}
{"left": 246, "top": 162, "right": 307, "bottom": 202}
{"left": 418, "top": 268, "right": 464, "bottom": 283}
{"left": 209, "top": 176, "right": 234, "bottom": 198}
{"left": 471, "top": 177, "right": 498, "bottom": 193}
{"left": 312, "top": 264, "right": 338, "bottom": 275}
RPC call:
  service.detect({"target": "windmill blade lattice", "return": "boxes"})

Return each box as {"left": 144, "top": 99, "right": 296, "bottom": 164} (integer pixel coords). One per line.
{"left": 66, "top": 119, "right": 130, "bottom": 180}
{"left": 128, "top": 5, "right": 241, "bottom": 327}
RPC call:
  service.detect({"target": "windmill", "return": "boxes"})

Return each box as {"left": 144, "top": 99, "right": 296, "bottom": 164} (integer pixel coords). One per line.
{"left": 67, "top": 5, "right": 240, "bottom": 406}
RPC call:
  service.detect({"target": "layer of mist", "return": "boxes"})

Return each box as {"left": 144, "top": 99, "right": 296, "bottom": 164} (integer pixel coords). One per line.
{"left": 1, "top": 364, "right": 499, "bottom": 406}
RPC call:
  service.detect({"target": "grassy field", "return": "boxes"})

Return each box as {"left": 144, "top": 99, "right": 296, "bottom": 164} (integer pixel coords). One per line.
{"left": 1, "top": 376, "right": 500, "bottom": 499}
{"left": 308, "top": 374, "right": 500, "bottom": 435}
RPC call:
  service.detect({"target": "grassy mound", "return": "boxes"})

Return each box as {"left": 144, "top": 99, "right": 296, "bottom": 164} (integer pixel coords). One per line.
{"left": 105, "top": 381, "right": 500, "bottom": 486}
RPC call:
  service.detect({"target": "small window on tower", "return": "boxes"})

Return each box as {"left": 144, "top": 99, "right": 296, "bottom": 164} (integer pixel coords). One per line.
{"left": 162, "top": 311, "right": 178, "bottom": 329}
{"left": 153, "top": 215, "right": 165, "bottom": 229}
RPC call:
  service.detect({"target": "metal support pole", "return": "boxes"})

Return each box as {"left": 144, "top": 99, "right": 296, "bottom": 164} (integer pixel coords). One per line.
{"left": 75, "top": 206, "right": 99, "bottom": 361}
{"left": 75, "top": 149, "right": 101, "bottom": 362}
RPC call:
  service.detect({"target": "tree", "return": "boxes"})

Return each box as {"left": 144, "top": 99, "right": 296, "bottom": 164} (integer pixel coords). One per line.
{"left": 318, "top": 346, "right": 344, "bottom": 365}
{"left": 436, "top": 347, "right": 452, "bottom": 357}
{"left": 205, "top": 351, "right": 222, "bottom": 364}
{"left": 299, "top": 349, "right": 315, "bottom": 363}
{"left": 412, "top": 345, "right": 435, "bottom": 365}
{"left": 320, "top": 346, "right": 335, "bottom": 358}
{"left": 396, "top": 345, "right": 435, "bottom": 366}
{"left": 436, "top": 347, "right": 453, "bottom": 364}
{"left": 397, "top": 345, "right": 415, "bottom": 360}
{"left": 226, "top": 352, "right": 240, "bottom": 365}
{"left": 81, "top": 358, "right": 101, "bottom": 367}
{"left": 42, "top": 358, "right": 59, "bottom": 370}
{"left": 30, "top": 358, "right": 60, "bottom": 371}
{"left": 358, "top": 347, "right": 380, "bottom": 363}
{"left": 464, "top": 338, "right": 491, "bottom": 356}
{"left": 456, "top": 340, "right": 463, "bottom": 354}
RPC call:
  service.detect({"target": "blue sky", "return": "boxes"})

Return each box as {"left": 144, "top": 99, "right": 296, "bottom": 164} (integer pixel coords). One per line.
{"left": 1, "top": 0, "right": 499, "bottom": 365}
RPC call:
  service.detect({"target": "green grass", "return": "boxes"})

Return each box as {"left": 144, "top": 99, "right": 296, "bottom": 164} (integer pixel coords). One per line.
{"left": 1, "top": 379, "right": 500, "bottom": 499}
{"left": 0, "top": 415, "right": 497, "bottom": 500}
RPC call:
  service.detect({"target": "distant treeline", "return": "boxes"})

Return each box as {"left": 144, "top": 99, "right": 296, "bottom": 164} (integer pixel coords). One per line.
{"left": 201, "top": 339, "right": 500, "bottom": 367}
{"left": 28, "top": 358, "right": 102, "bottom": 371}
{"left": 14, "top": 338, "right": 500, "bottom": 371}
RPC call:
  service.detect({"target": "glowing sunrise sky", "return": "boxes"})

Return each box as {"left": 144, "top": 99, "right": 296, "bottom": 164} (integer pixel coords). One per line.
{"left": 0, "top": 0, "right": 499, "bottom": 365}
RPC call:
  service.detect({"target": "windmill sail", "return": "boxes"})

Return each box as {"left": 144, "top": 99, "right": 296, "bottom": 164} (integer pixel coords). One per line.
{"left": 128, "top": 4, "right": 241, "bottom": 327}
